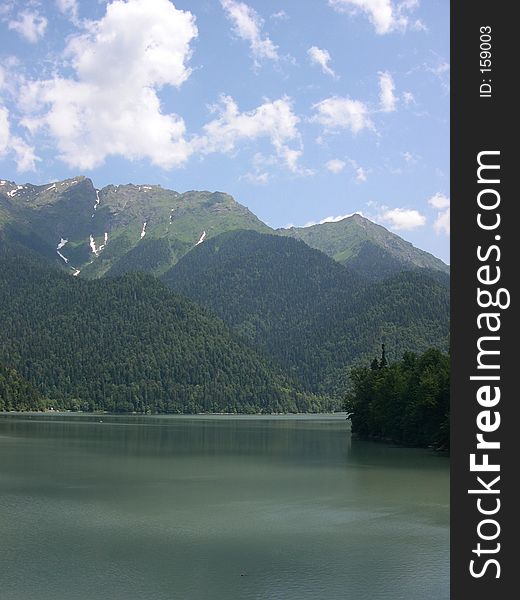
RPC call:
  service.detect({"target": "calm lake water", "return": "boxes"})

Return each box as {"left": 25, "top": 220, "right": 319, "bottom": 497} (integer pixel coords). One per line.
{"left": 0, "top": 414, "right": 449, "bottom": 600}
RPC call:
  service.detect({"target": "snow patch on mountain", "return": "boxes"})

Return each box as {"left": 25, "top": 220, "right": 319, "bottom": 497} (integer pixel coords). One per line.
{"left": 196, "top": 231, "right": 206, "bottom": 245}
{"left": 140, "top": 222, "right": 147, "bottom": 239}
{"left": 89, "top": 235, "right": 99, "bottom": 255}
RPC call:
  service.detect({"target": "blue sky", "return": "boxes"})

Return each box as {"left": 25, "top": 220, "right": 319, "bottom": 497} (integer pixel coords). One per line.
{"left": 0, "top": 0, "right": 450, "bottom": 262}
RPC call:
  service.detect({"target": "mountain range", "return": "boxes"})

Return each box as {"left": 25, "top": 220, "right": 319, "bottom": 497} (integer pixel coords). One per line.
{"left": 0, "top": 176, "right": 447, "bottom": 280}
{"left": 0, "top": 176, "right": 449, "bottom": 413}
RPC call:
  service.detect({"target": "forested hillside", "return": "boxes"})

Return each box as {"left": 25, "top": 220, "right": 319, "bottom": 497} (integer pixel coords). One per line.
{"left": 164, "top": 230, "right": 450, "bottom": 394}
{"left": 0, "top": 364, "right": 46, "bottom": 412}
{"left": 0, "top": 247, "right": 329, "bottom": 413}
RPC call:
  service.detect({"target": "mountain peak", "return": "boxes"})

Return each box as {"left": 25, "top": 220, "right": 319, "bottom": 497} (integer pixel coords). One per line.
{"left": 278, "top": 212, "right": 448, "bottom": 279}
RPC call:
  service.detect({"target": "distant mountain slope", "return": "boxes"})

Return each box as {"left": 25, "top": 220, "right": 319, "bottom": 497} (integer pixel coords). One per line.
{"left": 0, "top": 246, "right": 326, "bottom": 414}
{"left": 278, "top": 214, "right": 449, "bottom": 280}
{"left": 163, "top": 230, "right": 449, "bottom": 394}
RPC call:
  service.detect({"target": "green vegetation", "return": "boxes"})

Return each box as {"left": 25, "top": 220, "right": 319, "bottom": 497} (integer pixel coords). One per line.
{"left": 0, "top": 364, "right": 46, "bottom": 411}
{"left": 1, "top": 177, "right": 449, "bottom": 281}
{"left": 0, "top": 247, "right": 330, "bottom": 414}
{"left": 1, "top": 177, "right": 451, "bottom": 433}
{"left": 278, "top": 213, "right": 449, "bottom": 280}
{"left": 1, "top": 178, "right": 271, "bottom": 278}
{"left": 164, "top": 230, "right": 449, "bottom": 395}
{"left": 346, "top": 347, "right": 450, "bottom": 449}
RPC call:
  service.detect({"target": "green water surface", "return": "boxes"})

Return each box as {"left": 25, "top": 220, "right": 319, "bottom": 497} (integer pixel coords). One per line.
{"left": 0, "top": 414, "right": 449, "bottom": 600}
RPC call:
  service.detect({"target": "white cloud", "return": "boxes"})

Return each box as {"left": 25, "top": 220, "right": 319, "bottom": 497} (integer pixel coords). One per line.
{"left": 56, "top": 0, "right": 79, "bottom": 22}
{"left": 378, "top": 71, "right": 397, "bottom": 112}
{"left": 308, "top": 46, "right": 337, "bottom": 78}
{"left": 0, "top": 107, "right": 9, "bottom": 150}
{"left": 270, "top": 10, "right": 288, "bottom": 21}
{"left": 0, "top": 105, "right": 38, "bottom": 171}
{"left": 425, "top": 57, "right": 450, "bottom": 91}
{"left": 8, "top": 10, "right": 47, "bottom": 43}
{"left": 428, "top": 193, "right": 450, "bottom": 235}
{"left": 19, "top": 0, "right": 198, "bottom": 170}
{"left": 354, "top": 165, "right": 367, "bottom": 182}
{"left": 433, "top": 208, "right": 450, "bottom": 235}
{"left": 197, "top": 95, "right": 304, "bottom": 173}
{"left": 428, "top": 61, "right": 450, "bottom": 77}
{"left": 381, "top": 207, "right": 426, "bottom": 230}
{"left": 402, "top": 151, "right": 416, "bottom": 164}
{"left": 326, "top": 159, "right": 346, "bottom": 173}
{"left": 402, "top": 91, "right": 415, "bottom": 106}
{"left": 311, "top": 96, "right": 373, "bottom": 134}
{"left": 428, "top": 192, "right": 450, "bottom": 210}
{"left": 243, "top": 171, "right": 270, "bottom": 185}
{"left": 328, "top": 0, "right": 421, "bottom": 34}
{"left": 221, "top": 0, "right": 279, "bottom": 63}
{"left": 346, "top": 158, "right": 368, "bottom": 182}
{"left": 303, "top": 212, "right": 364, "bottom": 227}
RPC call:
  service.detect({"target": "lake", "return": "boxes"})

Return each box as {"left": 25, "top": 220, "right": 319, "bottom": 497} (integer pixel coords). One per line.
{"left": 0, "top": 414, "right": 449, "bottom": 600}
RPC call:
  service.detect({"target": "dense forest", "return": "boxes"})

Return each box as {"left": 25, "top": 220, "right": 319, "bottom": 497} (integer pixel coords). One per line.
{"left": 346, "top": 347, "right": 450, "bottom": 449}
{"left": 0, "top": 364, "right": 46, "bottom": 411}
{"left": 164, "top": 230, "right": 450, "bottom": 394}
{"left": 0, "top": 247, "right": 330, "bottom": 414}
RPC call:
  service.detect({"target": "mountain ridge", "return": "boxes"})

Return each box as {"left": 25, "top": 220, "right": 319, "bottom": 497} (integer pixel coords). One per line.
{"left": 1, "top": 175, "right": 448, "bottom": 281}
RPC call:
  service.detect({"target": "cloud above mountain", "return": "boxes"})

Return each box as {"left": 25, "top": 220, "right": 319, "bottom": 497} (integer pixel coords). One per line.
{"left": 20, "top": 0, "right": 197, "bottom": 169}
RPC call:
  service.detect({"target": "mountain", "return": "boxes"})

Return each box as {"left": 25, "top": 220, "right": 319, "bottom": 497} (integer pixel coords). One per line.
{"left": 1, "top": 177, "right": 449, "bottom": 282}
{"left": 1, "top": 176, "right": 450, "bottom": 412}
{"left": 278, "top": 214, "right": 449, "bottom": 281}
{"left": 0, "top": 246, "right": 329, "bottom": 414}
{"left": 163, "top": 230, "right": 450, "bottom": 394}
{"left": 0, "top": 177, "right": 270, "bottom": 279}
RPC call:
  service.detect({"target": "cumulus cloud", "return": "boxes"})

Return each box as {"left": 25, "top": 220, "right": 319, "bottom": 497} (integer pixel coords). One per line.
{"left": 0, "top": 105, "right": 38, "bottom": 171}
{"left": 433, "top": 209, "right": 449, "bottom": 235}
{"left": 221, "top": 0, "right": 279, "bottom": 63}
{"left": 428, "top": 193, "right": 450, "bottom": 234}
{"left": 328, "top": 0, "right": 421, "bottom": 35}
{"left": 197, "top": 95, "right": 304, "bottom": 173}
{"left": 19, "top": 0, "right": 198, "bottom": 170}
{"left": 311, "top": 96, "right": 373, "bottom": 134}
{"left": 326, "top": 158, "right": 346, "bottom": 173}
{"left": 428, "top": 192, "right": 450, "bottom": 210}
{"left": 8, "top": 10, "right": 47, "bottom": 43}
{"left": 56, "top": 0, "right": 79, "bottom": 22}
{"left": 381, "top": 207, "right": 426, "bottom": 230}
{"left": 197, "top": 96, "right": 302, "bottom": 173}
{"left": 308, "top": 46, "right": 337, "bottom": 78}
{"left": 302, "top": 212, "right": 364, "bottom": 227}
{"left": 378, "top": 71, "right": 397, "bottom": 112}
